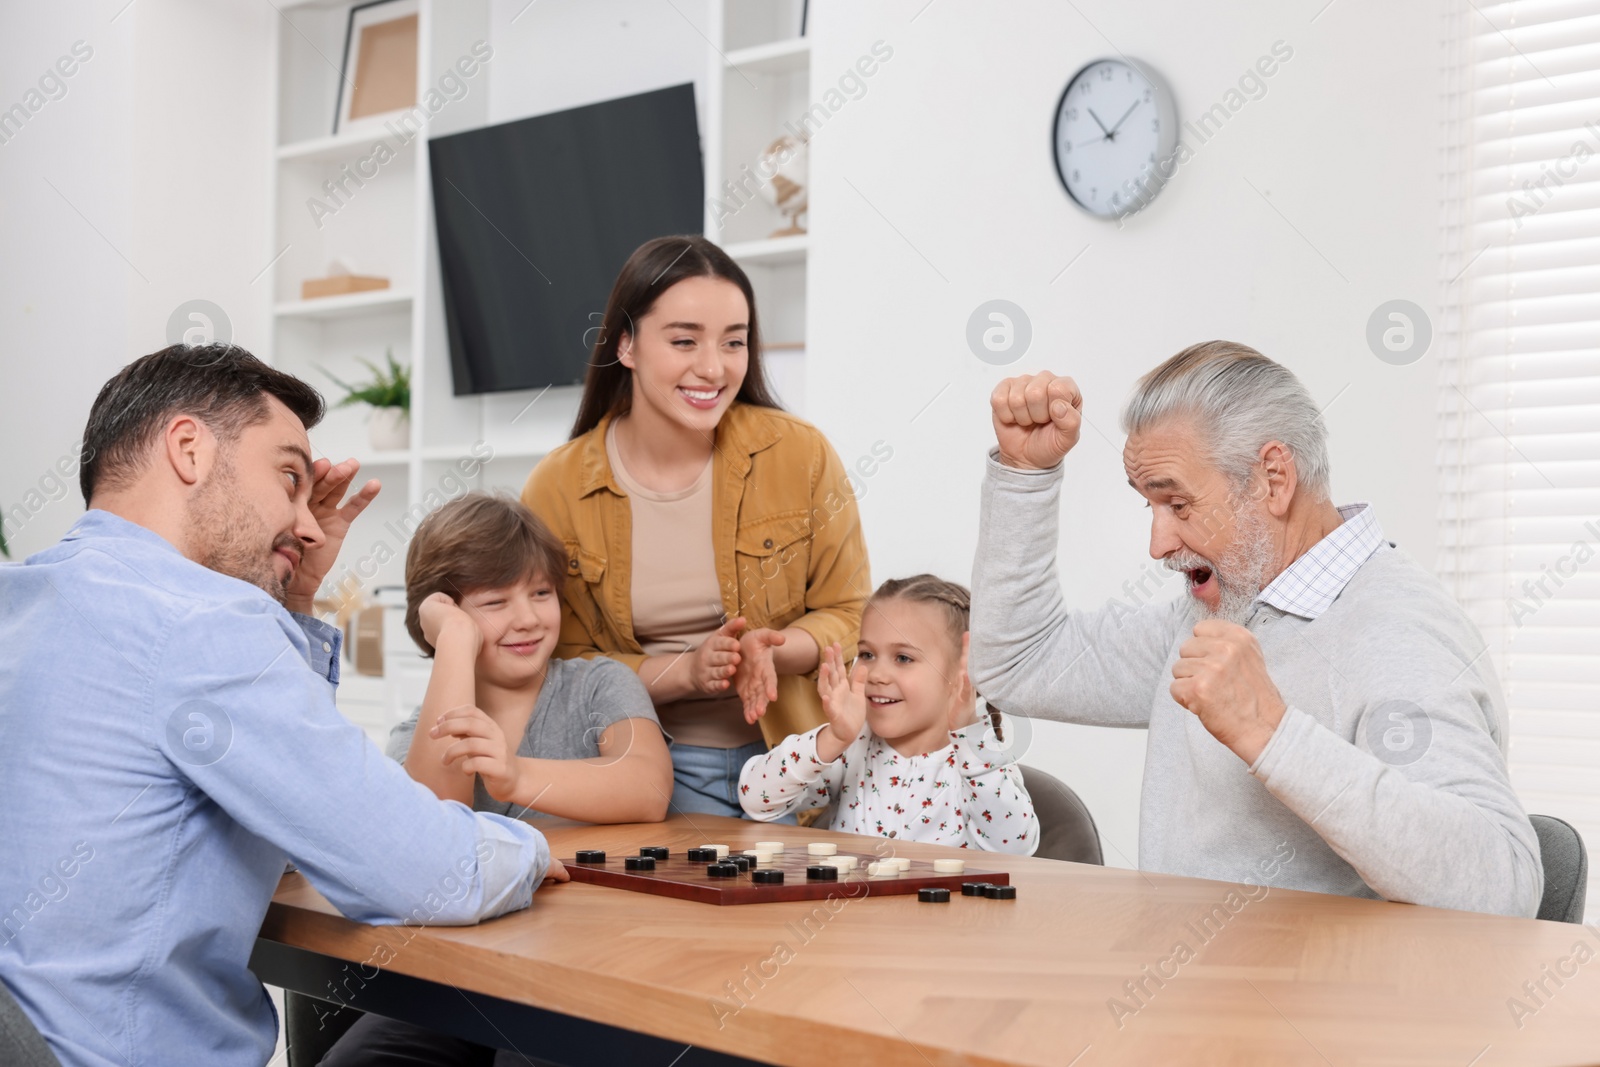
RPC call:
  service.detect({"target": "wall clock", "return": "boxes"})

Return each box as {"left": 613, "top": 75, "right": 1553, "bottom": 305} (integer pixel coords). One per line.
{"left": 1052, "top": 58, "right": 1178, "bottom": 220}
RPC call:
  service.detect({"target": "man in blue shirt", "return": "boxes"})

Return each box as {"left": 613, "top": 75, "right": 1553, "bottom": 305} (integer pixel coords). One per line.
{"left": 0, "top": 345, "right": 564, "bottom": 1067}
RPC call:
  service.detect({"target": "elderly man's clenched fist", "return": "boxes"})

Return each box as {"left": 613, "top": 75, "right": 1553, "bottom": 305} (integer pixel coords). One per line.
{"left": 989, "top": 371, "right": 1083, "bottom": 470}
{"left": 1170, "top": 620, "right": 1288, "bottom": 764}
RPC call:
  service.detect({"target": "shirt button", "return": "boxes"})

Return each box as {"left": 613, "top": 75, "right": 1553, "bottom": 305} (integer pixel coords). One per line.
{"left": 322, "top": 641, "right": 332, "bottom": 653}
{"left": 568, "top": 558, "right": 579, "bottom": 570}
{"left": 763, "top": 538, "right": 774, "bottom": 549}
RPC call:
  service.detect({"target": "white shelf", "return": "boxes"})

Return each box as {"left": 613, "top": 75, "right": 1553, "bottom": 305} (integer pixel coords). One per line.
{"left": 277, "top": 127, "right": 407, "bottom": 165}
{"left": 723, "top": 233, "right": 808, "bottom": 266}
{"left": 275, "top": 289, "right": 413, "bottom": 321}
{"left": 725, "top": 37, "right": 809, "bottom": 76}
{"left": 420, "top": 442, "right": 560, "bottom": 463}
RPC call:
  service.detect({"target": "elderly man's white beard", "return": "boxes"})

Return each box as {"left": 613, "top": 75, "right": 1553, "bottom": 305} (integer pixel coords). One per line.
{"left": 1165, "top": 496, "right": 1275, "bottom": 626}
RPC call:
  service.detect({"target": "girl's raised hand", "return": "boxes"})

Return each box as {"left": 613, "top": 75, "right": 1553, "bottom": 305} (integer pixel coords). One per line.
{"left": 817, "top": 642, "right": 869, "bottom": 747}
{"left": 948, "top": 631, "right": 979, "bottom": 732}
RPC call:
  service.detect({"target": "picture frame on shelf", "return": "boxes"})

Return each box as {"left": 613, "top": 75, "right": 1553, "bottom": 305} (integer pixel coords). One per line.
{"left": 333, "top": 0, "right": 420, "bottom": 136}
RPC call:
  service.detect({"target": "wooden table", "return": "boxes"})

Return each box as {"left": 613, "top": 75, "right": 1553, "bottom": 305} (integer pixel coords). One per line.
{"left": 252, "top": 814, "right": 1600, "bottom": 1066}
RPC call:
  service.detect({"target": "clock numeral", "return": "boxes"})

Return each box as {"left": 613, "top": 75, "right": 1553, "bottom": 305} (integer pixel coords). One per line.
{"left": 1072, "top": 169, "right": 1080, "bottom": 182}
{"left": 1062, "top": 140, "right": 1072, "bottom": 154}
{"left": 1065, "top": 107, "right": 1078, "bottom": 121}
{"left": 1144, "top": 89, "right": 1152, "bottom": 103}
{"left": 1151, "top": 118, "right": 1159, "bottom": 132}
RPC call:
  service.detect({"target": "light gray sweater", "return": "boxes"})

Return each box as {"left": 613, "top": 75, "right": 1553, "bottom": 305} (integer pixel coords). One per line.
{"left": 969, "top": 456, "right": 1543, "bottom": 918}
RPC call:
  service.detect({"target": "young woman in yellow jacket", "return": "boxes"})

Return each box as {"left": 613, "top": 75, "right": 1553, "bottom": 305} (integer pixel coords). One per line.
{"left": 523, "top": 235, "right": 869, "bottom": 818}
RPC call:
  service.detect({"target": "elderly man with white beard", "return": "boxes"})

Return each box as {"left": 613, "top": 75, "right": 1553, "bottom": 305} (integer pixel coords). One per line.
{"left": 969, "top": 340, "right": 1542, "bottom": 917}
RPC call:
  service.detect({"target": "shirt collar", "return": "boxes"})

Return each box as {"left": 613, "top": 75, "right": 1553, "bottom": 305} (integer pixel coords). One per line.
{"left": 58, "top": 509, "right": 183, "bottom": 556}
{"left": 576, "top": 403, "right": 783, "bottom": 497}
{"left": 1256, "top": 502, "right": 1386, "bottom": 620}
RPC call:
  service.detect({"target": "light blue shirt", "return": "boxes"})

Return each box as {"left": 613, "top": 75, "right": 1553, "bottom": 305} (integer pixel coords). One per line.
{"left": 0, "top": 510, "right": 550, "bottom": 1067}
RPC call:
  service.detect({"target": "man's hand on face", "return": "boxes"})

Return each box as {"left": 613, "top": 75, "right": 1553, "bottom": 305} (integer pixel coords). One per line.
{"left": 285, "top": 458, "right": 380, "bottom": 614}
{"left": 989, "top": 371, "right": 1083, "bottom": 471}
{"left": 1169, "top": 620, "right": 1287, "bottom": 765}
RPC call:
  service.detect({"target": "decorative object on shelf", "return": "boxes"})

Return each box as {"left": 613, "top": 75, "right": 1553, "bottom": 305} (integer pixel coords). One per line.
{"left": 333, "top": 0, "right": 420, "bottom": 136}
{"left": 349, "top": 605, "right": 385, "bottom": 676}
{"left": 760, "top": 133, "right": 808, "bottom": 236}
{"left": 321, "top": 348, "right": 412, "bottom": 451}
{"left": 1052, "top": 57, "right": 1178, "bottom": 221}
{"left": 0, "top": 520, "right": 8, "bottom": 559}
{"left": 301, "top": 273, "right": 391, "bottom": 300}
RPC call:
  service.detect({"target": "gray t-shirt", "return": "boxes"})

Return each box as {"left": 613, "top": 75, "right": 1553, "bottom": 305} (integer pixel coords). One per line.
{"left": 386, "top": 656, "right": 669, "bottom": 819}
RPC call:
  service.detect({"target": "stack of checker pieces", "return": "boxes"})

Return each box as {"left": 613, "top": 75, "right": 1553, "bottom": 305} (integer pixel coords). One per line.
{"left": 561, "top": 840, "right": 1015, "bottom": 906}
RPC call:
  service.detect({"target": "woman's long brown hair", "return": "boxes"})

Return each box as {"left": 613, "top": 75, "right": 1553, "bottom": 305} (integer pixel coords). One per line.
{"left": 569, "top": 235, "right": 784, "bottom": 439}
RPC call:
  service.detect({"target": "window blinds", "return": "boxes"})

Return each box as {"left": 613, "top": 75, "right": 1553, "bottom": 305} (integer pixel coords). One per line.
{"left": 1439, "top": 0, "right": 1600, "bottom": 915}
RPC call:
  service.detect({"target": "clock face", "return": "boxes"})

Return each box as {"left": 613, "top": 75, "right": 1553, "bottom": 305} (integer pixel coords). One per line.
{"left": 1053, "top": 59, "right": 1178, "bottom": 220}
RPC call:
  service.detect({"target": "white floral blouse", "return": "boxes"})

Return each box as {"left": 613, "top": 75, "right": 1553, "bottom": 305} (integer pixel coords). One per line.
{"left": 737, "top": 714, "right": 1038, "bottom": 854}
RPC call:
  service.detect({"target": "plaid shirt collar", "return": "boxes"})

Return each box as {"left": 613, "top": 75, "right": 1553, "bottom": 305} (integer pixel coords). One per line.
{"left": 1257, "top": 503, "right": 1386, "bottom": 620}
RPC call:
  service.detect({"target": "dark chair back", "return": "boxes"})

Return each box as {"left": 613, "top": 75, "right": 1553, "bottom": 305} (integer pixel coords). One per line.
{"left": 285, "top": 990, "right": 363, "bottom": 1067}
{"left": 0, "top": 977, "right": 61, "bottom": 1067}
{"left": 1530, "top": 814, "right": 1588, "bottom": 924}
{"left": 1019, "top": 764, "right": 1104, "bottom": 865}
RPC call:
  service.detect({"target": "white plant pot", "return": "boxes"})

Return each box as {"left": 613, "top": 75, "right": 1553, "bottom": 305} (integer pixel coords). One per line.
{"left": 368, "top": 408, "right": 410, "bottom": 452}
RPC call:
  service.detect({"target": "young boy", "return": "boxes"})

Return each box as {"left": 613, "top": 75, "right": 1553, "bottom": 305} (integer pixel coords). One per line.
{"left": 392, "top": 491, "right": 673, "bottom": 821}
{"left": 322, "top": 492, "right": 674, "bottom": 1065}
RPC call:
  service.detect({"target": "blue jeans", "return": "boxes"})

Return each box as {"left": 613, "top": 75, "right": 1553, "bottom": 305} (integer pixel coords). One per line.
{"left": 670, "top": 741, "right": 796, "bottom": 823}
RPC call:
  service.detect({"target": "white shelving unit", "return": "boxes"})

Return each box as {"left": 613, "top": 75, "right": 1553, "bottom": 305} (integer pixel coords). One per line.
{"left": 703, "top": 0, "right": 813, "bottom": 413}
{"left": 265, "top": 0, "right": 576, "bottom": 742}
{"left": 262, "top": 0, "right": 813, "bottom": 739}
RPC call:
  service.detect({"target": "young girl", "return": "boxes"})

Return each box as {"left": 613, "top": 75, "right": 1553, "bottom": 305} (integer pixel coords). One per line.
{"left": 738, "top": 575, "right": 1037, "bottom": 853}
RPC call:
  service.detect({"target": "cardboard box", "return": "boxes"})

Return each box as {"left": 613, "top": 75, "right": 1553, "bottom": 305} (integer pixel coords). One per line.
{"left": 301, "top": 274, "right": 390, "bottom": 300}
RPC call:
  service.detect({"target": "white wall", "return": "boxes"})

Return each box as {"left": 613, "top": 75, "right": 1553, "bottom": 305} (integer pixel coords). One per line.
{"left": 0, "top": 0, "right": 274, "bottom": 559}
{"left": 0, "top": 0, "right": 1451, "bottom": 874}
{"left": 802, "top": 0, "right": 1444, "bottom": 866}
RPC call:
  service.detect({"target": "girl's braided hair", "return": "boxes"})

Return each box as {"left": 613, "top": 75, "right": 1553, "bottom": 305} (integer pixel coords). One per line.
{"left": 868, "top": 574, "right": 970, "bottom": 649}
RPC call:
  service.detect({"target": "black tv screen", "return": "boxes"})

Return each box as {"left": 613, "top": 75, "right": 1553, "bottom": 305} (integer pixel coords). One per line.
{"left": 429, "top": 83, "right": 704, "bottom": 395}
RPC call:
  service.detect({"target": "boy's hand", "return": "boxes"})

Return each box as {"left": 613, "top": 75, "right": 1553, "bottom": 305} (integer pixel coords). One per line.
{"left": 690, "top": 617, "right": 745, "bottom": 695}
{"left": 431, "top": 705, "right": 523, "bottom": 802}
{"left": 543, "top": 857, "right": 570, "bottom": 884}
{"left": 734, "top": 627, "right": 786, "bottom": 724}
{"left": 419, "top": 592, "right": 482, "bottom": 655}
{"left": 285, "top": 458, "right": 381, "bottom": 613}
{"left": 817, "top": 642, "right": 869, "bottom": 748}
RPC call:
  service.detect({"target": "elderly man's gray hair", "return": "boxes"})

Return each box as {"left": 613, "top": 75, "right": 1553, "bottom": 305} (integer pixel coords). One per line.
{"left": 1120, "top": 340, "right": 1331, "bottom": 501}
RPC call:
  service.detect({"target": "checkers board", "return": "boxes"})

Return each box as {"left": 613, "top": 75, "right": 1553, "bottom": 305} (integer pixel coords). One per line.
{"left": 561, "top": 845, "right": 1012, "bottom": 905}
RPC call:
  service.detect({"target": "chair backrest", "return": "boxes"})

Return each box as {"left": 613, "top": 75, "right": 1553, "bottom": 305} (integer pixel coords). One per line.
{"left": 0, "top": 978, "right": 60, "bottom": 1067}
{"left": 1019, "top": 764, "right": 1104, "bottom": 865}
{"left": 1530, "top": 814, "right": 1588, "bottom": 924}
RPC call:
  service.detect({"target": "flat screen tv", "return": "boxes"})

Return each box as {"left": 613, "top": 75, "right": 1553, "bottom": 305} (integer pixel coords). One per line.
{"left": 429, "top": 83, "right": 704, "bottom": 395}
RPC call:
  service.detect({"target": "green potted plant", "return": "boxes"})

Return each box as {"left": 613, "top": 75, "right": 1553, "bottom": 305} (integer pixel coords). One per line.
{"left": 322, "top": 349, "right": 411, "bottom": 452}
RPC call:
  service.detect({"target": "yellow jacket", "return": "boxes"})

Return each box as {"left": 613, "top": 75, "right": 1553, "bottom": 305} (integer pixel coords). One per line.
{"left": 522, "top": 403, "right": 870, "bottom": 748}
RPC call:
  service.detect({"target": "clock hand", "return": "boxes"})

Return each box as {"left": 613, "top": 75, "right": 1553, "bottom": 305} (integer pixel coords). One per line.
{"left": 1106, "top": 100, "right": 1141, "bottom": 139}
{"left": 1087, "top": 108, "right": 1112, "bottom": 140}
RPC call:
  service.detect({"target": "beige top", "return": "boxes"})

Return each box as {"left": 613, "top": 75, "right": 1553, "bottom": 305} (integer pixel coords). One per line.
{"left": 606, "top": 423, "right": 763, "bottom": 749}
